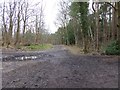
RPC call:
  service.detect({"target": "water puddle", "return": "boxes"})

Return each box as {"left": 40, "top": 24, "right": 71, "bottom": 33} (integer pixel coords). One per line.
{"left": 2, "top": 53, "right": 53, "bottom": 62}
{"left": 15, "top": 56, "right": 38, "bottom": 60}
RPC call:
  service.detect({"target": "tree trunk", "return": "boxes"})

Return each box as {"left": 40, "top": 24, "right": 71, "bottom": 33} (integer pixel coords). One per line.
{"left": 104, "top": 15, "right": 107, "bottom": 43}
{"left": 14, "top": 11, "right": 20, "bottom": 47}
{"left": 8, "top": 17, "right": 13, "bottom": 46}
{"left": 22, "top": 21, "right": 26, "bottom": 45}
{"left": 108, "top": 6, "right": 112, "bottom": 41}
{"left": 111, "top": 5, "right": 116, "bottom": 40}
{"left": 95, "top": 2, "right": 100, "bottom": 52}
{"left": 83, "top": 35, "right": 88, "bottom": 54}
{"left": 73, "top": 18, "right": 78, "bottom": 46}
{"left": 35, "top": 15, "right": 38, "bottom": 44}
{"left": 65, "top": 25, "right": 69, "bottom": 45}
{"left": 117, "top": 2, "right": 120, "bottom": 43}
{"left": 2, "top": 3, "right": 8, "bottom": 47}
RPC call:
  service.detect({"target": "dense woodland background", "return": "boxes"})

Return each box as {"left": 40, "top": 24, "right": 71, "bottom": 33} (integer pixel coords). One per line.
{"left": 0, "top": 0, "right": 120, "bottom": 55}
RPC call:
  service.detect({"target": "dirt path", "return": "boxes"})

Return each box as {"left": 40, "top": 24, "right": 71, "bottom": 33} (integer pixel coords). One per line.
{"left": 2, "top": 45, "right": 119, "bottom": 88}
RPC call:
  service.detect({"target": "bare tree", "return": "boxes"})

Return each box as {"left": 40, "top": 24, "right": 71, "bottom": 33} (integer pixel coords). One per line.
{"left": 14, "top": 1, "right": 22, "bottom": 46}
{"left": 57, "top": 0, "right": 70, "bottom": 45}
{"left": 1, "top": 0, "right": 47, "bottom": 47}
{"left": 8, "top": 1, "right": 16, "bottom": 46}
{"left": 21, "top": 0, "right": 29, "bottom": 45}
{"left": 92, "top": 2, "right": 100, "bottom": 52}
{"left": 105, "top": 2, "right": 120, "bottom": 43}
{"left": 34, "top": 0, "right": 45, "bottom": 44}
{"left": 2, "top": 2, "right": 8, "bottom": 47}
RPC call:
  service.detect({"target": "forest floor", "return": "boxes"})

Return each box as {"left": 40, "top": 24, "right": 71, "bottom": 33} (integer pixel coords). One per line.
{"left": 2, "top": 45, "right": 119, "bottom": 88}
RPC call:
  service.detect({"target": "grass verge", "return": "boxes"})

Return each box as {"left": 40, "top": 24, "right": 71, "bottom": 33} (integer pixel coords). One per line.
{"left": 21, "top": 44, "right": 53, "bottom": 51}
{"left": 65, "top": 45, "right": 83, "bottom": 55}
{"left": 66, "top": 45, "right": 106, "bottom": 55}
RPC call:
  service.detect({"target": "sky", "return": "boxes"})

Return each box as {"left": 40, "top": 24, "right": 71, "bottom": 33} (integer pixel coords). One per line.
{"left": 43, "top": 0, "right": 59, "bottom": 33}
{"left": 33, "top": 0, "right": 59, "bottom": 34}
{"left": 0, "top": 0, "right": 119, "bottom": 34}
{"left": 25, "top": 0, "right": 60, "bottom": 33}
{"left": 0, "top": 0, "right": 94, "bottom": 34}
{"left": 0, "top": 0, "right": 60, "bottom": 34}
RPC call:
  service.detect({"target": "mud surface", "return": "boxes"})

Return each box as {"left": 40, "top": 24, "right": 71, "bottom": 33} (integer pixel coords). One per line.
{"left": 2, "top": 45, "right": 119, "bottom": 88}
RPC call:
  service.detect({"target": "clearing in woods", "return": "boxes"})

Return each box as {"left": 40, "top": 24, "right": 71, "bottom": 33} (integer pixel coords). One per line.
{"left": 2, "top": 45, "right": 118, "bottom": 88}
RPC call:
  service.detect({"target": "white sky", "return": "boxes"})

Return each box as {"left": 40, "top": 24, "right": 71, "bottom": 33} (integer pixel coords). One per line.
{"left": 0, "top": 0, "right": 119, "bottom": 34}
{"left": 0, "top": 0, "right": 60, "bottom": 33}
{"left": 44, "top": 0, "right": 59, "bottom": 33}
{"left": 0, "top": 0, "right": 94, "bottom": 34}
{"left": 26, "top": 0, "right": 59, "bottom": 33}
{"left": 0, "top": 0, "right": 93, "bottom": 34}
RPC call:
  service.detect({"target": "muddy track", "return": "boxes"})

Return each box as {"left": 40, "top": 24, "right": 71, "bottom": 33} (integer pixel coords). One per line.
{"left": 2, "top": 45, "right": 119, "bottom": 88}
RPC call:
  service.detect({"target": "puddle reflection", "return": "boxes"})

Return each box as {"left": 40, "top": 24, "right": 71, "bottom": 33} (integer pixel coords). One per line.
{"left": 3, "top": 53, "right": 53, "bottom": 61}
{"left": 15, "top": 56, "right": 41, "bottom": 60}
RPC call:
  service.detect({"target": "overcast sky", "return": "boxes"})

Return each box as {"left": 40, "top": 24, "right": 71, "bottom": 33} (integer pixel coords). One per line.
{"left": 0, "top": 0, "right": 119, "bottom": 34}
{"left": 27, "top": 0, "right": 60, "bottom": 33}
{"left": 0, "top": 0, "right": 94, "bottom": 34}
{"left": 0, "top": 0, "right": 60, "bottom": 33}
{"left": 44, "top": 0, "right": 59, "bottom": 33}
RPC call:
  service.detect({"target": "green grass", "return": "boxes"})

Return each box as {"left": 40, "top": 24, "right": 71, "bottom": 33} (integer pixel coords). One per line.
{"left": 21, "top": 44, "right": 53, "bottom": 51}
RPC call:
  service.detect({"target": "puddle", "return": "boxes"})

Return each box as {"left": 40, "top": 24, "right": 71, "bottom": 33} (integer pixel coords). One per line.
{"left": 15, "top": 56, "right": 38, "bottom": 60}
{"left": 2, "top": 53, "right": 53, "bottom": 62}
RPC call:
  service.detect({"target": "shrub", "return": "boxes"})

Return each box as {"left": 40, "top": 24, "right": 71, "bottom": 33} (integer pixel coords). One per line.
{"left": 24, "top": 31, "right": 36, "bottom": 45}
{"left": 105, "top": 40, "right": 120, "bottom": 55}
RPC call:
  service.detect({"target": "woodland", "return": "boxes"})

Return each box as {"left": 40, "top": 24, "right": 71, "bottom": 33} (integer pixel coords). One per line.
{"left": 1, "top": 0, "right": 120, "bottom": 55}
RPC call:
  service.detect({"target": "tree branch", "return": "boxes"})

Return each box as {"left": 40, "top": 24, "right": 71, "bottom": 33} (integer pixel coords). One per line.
{"left": 92, "top": 2, "right": 96, "bottom": 12}
{"left": 105, "top": 2, "right": 116, "bottom": 11}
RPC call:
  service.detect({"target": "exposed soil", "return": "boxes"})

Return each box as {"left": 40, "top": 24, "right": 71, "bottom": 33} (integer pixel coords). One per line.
{"left": 2, "top": 45, "right": 119, "bottom": 88}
